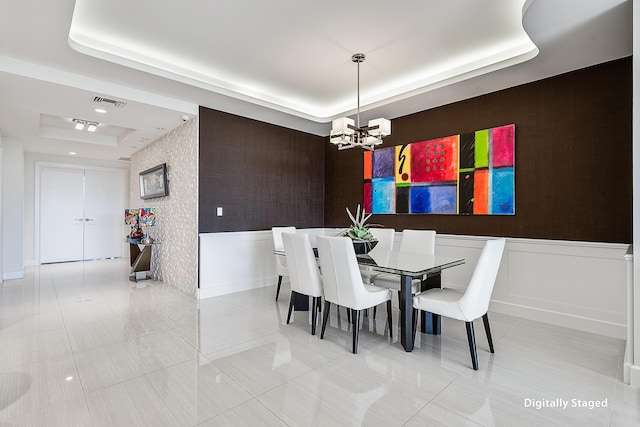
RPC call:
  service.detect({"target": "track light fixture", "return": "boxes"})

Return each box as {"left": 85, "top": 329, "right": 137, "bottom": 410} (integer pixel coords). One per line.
{"left": 72, "top": 118, "right": 99, "bottom": 132}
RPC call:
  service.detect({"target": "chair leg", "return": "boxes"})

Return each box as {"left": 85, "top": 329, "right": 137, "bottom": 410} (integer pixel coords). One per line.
{"left": 286, "top": 291, "right": 294, "bottom": 324}
{"left": 275, "top": 276, "right": 283, "bottom": 301}
{"left": 482, "top": 313, "right": 495, "bottom": 353}
{"left": 386, "top": 300, "right": 393, "bottom": 339}
{"left": 465, "top": 321, "right": 479, "bottom": 370}
{"left": 373, "top": 305, "right": 377, "bottom": 319}
{"left": 320, "top": 301, "right": 331, "bottom": 339}
{"left": 311, "top": 297, "right": 319, "bottom": 335}
{"left": 412, "top": 308, "right": 418, "bottom": 343}
{"left": 352, "top": 310, "right": 361, "bottom": 354}
{"left": 432, "top": 313, "right": 441, "bottom": 335}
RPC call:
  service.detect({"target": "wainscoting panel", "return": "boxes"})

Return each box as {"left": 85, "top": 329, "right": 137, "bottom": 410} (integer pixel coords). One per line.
{"left": 199, "top": 231, "right": 628, "bottom": 338}
{"left": 437, "top": 235, "right": 627, "bottom": 339}
{"left": 199, "top": 231, "right": 275, "bottom": 299}
{"left": 198, "top": 228, "right": 342, "bottom": 299}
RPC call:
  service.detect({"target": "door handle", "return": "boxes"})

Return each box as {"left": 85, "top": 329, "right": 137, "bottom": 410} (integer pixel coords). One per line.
{"left": 85, "top": 218, "right": 94, "bottom": 222}
{"left": 75, "top": 218, "right": 84, "bottom": 222}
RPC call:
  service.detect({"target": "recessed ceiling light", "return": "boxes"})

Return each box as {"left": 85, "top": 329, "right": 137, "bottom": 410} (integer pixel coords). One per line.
{"left": 75, "top": 122, "right": 84, "bottom": 130}
{"left": 94, "top": 108, "right": 107, "bottom": 113}
{"left": 69, "top": 152, "right": 77, "bottom": 155}
{"left": 87, "top": 124, "right": 97, "bottom": 132}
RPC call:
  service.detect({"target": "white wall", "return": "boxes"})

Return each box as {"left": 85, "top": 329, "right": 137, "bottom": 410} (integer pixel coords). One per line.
{"left": 628, "top": 0, "right": 640, "bottom": 386}
{"left": 0, "top": 132, "right": 3, "bottom": 283}
{"left": 2, "top": 138, "right": 24, "bottom": 279}
{"left": 130, "top": 118, "right": 199, "bottom": 296}
{"left": 23, "top": 152, "right": 130, "bottom": 266}
{"left": 200, "top": 231, "right": 628, "bottom": 339}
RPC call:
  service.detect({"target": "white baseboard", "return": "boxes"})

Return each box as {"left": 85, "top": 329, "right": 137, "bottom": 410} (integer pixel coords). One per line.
{"left": 199, "top": 276, "right": 279, "bottom": 299}
{"left": 624, "top": 341, "right": 631, "bottom": 384}
{"left": 3, "top": 270, "right": 24, "bottom": 280}
{"left": 629, "top": 365, "right": 640, "bottom": 387}
{"left": 491, "top": 300, "right": 626, "bottom": 340}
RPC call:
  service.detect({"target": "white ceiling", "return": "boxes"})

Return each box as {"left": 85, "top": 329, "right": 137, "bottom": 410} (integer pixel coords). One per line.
{"left": 0, "top": 0, "right": 632, "bottom": 162}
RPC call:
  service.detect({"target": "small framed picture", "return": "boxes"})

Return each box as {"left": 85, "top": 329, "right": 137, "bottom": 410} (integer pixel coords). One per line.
{"left": 139, "top": 163, "right": 168, "bottom": 199}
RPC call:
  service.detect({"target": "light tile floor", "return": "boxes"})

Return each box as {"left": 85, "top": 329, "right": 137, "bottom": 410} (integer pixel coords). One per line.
{"left": 0, "top": 259, "right": 639, "bottom": 426}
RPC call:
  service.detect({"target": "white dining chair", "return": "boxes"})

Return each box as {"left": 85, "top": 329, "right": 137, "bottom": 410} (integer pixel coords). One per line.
{"left": 272, "top": 226, "right": 296, "bottom": 301}
{"left": 412, "top": 238, "right": 506, "bottom": 370}
{"left": 317, "top": 235, "right": 393, "bottom": 354}
{"left": 369, "top": 228, "right": 396, "bottom": 252}
{"left": 282, "top": 232, "right": 323, "bottom": 335}
{"left": 360, "top": 228, "right": 395, "bottom": 284}
{"left": 372, "top": 229, "right": 436, "bottom": 294}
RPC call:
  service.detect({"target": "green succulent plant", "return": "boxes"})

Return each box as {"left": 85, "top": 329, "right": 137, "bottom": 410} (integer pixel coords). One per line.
{"left": 345, "top": 204, "right": 374, "bottom": 241}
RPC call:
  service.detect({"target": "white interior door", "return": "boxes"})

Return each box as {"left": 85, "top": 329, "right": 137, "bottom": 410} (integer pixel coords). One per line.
{"left": 40, "top": 166, "right": 125, "bottom": 264}
{"left": 40, "top": 167, "right": 85, "bottom": 263}
{"left": 84, "top": 170, "right": 125, "bottom": 260}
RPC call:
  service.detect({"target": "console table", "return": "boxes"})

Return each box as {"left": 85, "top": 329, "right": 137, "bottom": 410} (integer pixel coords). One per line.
{"left": 127, "top": 239, "right": 159, "bottom": 282}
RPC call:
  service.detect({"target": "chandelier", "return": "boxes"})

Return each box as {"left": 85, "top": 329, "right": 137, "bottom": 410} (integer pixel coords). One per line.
{"left": 330, "top": 53, "right": 391, "bottom": 151}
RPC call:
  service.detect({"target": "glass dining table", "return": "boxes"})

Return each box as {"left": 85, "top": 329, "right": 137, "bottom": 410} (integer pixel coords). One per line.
{"left": 357, "top": 250, "right": 465, "bottom": 352}
{"left": 275, "top": 245, "right": 465, "bottom": 352}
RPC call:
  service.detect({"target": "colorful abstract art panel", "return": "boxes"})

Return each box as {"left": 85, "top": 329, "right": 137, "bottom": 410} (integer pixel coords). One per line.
{"left": 410, "top": 136, "right": 459, "bottom": 184}
{"left": 124, "top": 209, "right": 139, "bottom": 225}
{"left": 363, "top": 124, "right": 515, "bottom": 215}
{"left": 372, "top": 148, "right": 395, "bottom": 178}
{"left": 491, "top": 168, "right": 514, "bottom": 214}
{"left": 371, "top": 177, "right": 395, "bottom": 214}
{"left": 139, "top": 208, "right": 156, "bottom": 227}
{"left": 395, "top": 145, "right": 411, "bottom": 185}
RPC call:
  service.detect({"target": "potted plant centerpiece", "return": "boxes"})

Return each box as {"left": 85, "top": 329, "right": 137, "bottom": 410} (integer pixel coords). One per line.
{"left": 340, "top": 204, "right": 379, "bottom": 254}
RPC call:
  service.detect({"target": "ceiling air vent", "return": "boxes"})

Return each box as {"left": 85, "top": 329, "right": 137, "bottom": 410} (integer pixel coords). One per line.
{"left": 93, "top": 96, "right": 127, "bottom": 108}
{"left": 118, "top": 157, "right": 131, "bottom": 162}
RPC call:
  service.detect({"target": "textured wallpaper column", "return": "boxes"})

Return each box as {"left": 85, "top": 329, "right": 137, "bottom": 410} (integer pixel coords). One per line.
{"left": 130, "top": 118, "right": 198, "bottom": 296}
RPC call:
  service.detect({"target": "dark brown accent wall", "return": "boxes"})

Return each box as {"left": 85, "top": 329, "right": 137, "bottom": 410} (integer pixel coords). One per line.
{"left": 199, "top": 108, "right": 325, "bottom": 232}
{"left": 325, "top": 57, "right": 632, "bottom": 243}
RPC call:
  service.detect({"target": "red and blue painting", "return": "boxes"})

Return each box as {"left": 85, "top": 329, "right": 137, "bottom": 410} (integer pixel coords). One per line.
{"left": 363, "top": 124, "right": 515, "bottom": 215}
